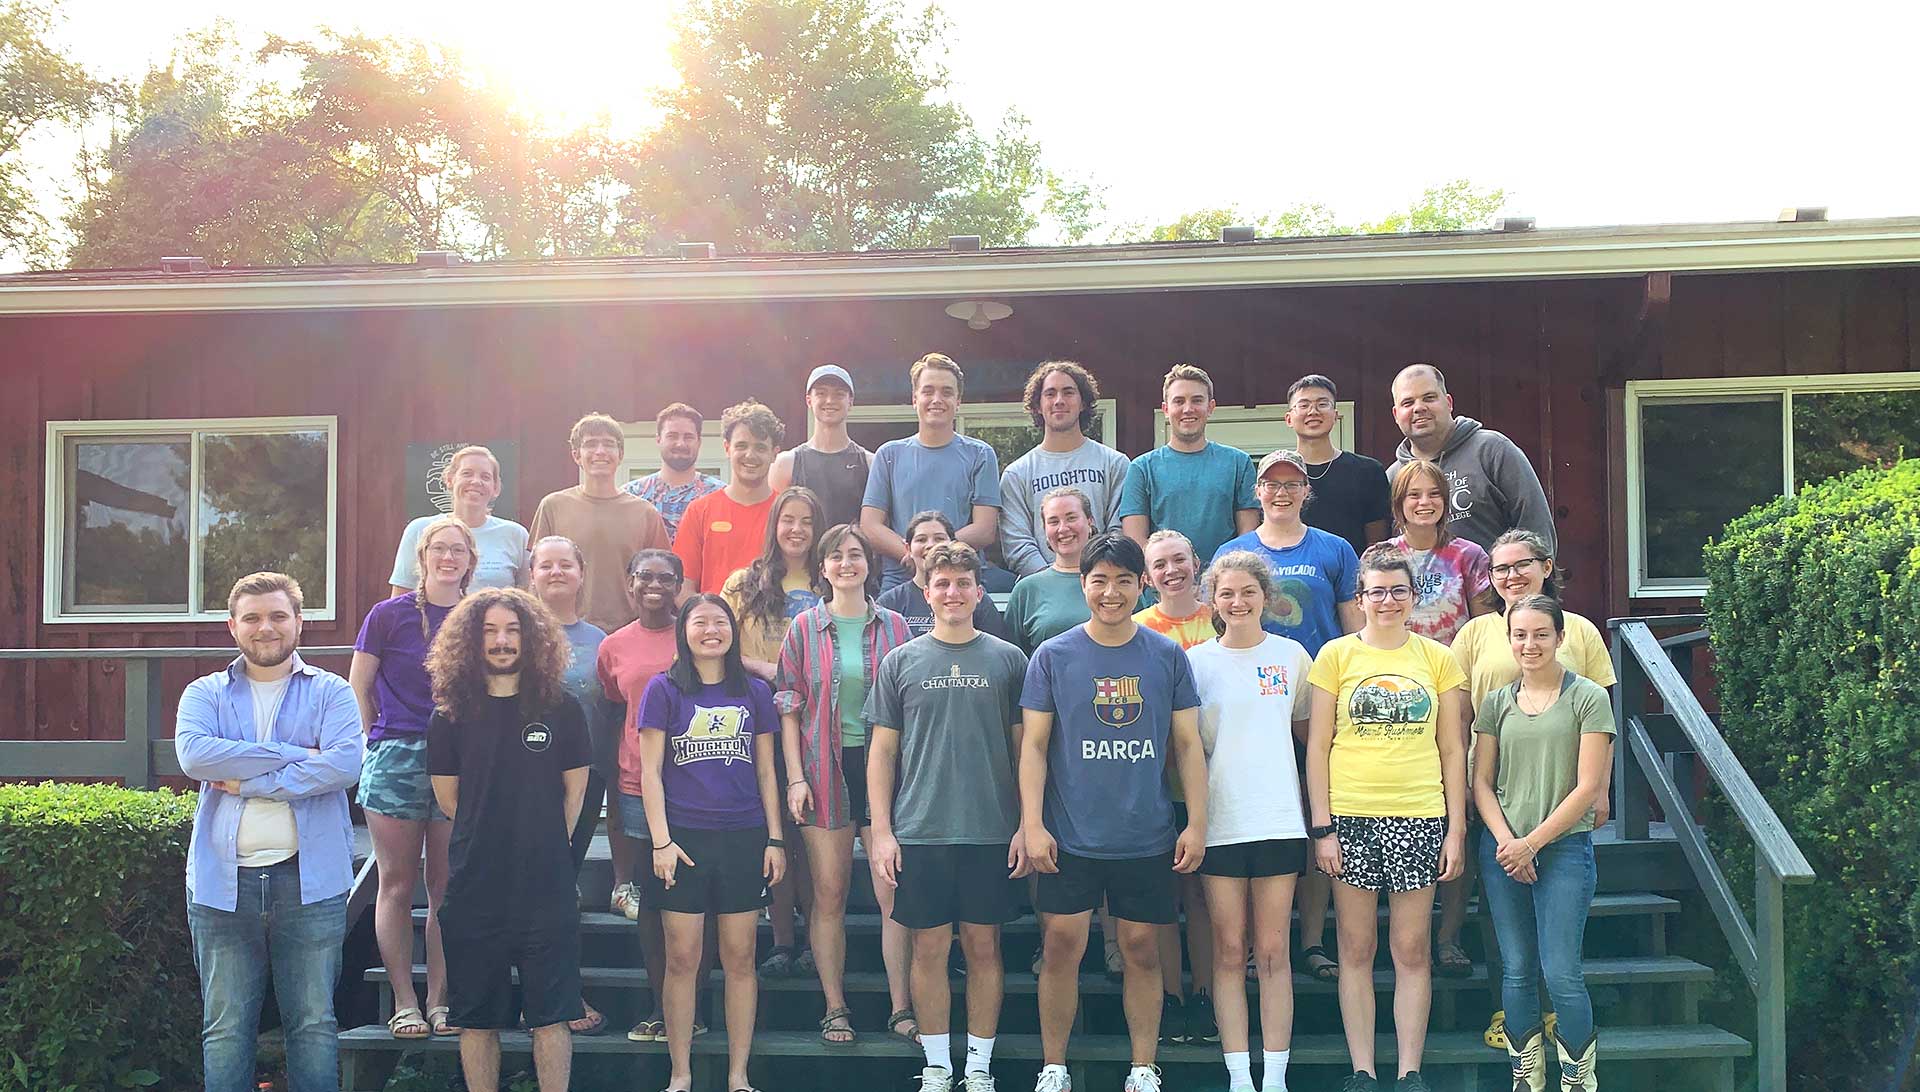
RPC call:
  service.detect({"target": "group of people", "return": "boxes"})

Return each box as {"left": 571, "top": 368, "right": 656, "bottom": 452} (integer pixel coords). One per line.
{"left": 175, "top": 353, "right": 1613, "bottom": 1092}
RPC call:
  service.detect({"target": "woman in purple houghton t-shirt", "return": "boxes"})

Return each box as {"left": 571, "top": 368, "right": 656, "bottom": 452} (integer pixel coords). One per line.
{"left": 350, "top": 515, "right": 474, "bottom": 1040}
{"left": 637, "top": 593, "right": 786, "bottom": 1092}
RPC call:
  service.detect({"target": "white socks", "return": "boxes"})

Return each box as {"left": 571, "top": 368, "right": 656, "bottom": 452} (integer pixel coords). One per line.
{"left": 1261, "top": 1049, "right": 1290, "bottom": 1092}
{"left": 1224, "top": 1050, "right": 1253, "bottom": 1088}
{"left": 924, "top": 1031, "right": 951, "bottom": 1070}
{"left": 966, "top": 1034, "right": 996, "bottom": 1075}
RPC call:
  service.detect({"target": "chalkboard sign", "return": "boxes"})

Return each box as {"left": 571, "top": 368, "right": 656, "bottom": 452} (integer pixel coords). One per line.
{"left": 405, "top": 441, "right": 521, "bottom": 522}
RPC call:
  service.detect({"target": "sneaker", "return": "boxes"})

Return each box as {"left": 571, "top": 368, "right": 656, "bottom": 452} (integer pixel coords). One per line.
{"left": 961, "top": 1072, "right": 997, "bottom": 1092}
{"left": 1339, "top": 1074, "right": 1380, "bottom": 1092}
{"left": 1158, "top": 994, "right": 1187, "bottom": 1045}
{"left": 611, "top": 882, "right": 640, "bottom": 920}
{"left": 1034, "top": 1065, "right": 1071, "bottom": 1092}
{"left": 1123, "top": 1065, "right": 1162, "bottom": 1092}
{"left": 917, "top": 1067, "right": 954, "bottom": 1092}
{"left": 1394, "top": 1073, "right": 1431, "bottom": 1092}
{"left": 1185, "top": 990, "right": 1217, "bottom": 1043}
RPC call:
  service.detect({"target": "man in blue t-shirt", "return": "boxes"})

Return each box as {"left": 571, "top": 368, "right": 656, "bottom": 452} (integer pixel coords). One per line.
{"left": 1118, "top": 363, "right": 1259, "bottom": 566}
{"left": 1018, "top": 533, "right": 1208, "bottom": 1092}
{"left": 861, "top": 353, "right": 1002, "bottom": 591}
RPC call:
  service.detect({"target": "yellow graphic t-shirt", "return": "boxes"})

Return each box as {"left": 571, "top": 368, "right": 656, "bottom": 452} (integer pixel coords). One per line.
{"left": 1307, "top": 632, "right": 1467, "bottom": 819}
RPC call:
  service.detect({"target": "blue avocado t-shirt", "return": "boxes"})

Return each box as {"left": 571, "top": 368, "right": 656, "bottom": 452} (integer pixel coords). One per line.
{"left": 1019, "top": 625, "right": 1201, "bottom": 859}
{"left": 1212, "top": 526, "right": 1358, "bottom": 656}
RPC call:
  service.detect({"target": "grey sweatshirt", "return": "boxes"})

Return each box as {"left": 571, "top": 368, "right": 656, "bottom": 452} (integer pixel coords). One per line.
{"left": 998, "top": 439, "right": 1133, "bottom": 576}
{"left": 1391, "top": 416, "right": 1556, "bottom": 554}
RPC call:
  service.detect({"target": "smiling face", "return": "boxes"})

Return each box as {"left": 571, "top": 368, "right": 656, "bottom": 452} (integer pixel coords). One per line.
{"left": 1163, "top": 378, "right": 1214, "bottom": 444}
{"left": 726, "top": 427, "right": 776, "bottom": 489}
{"left": 1358, "top": 565, "right": 1415, "bottom": 629}
{"left": 530, "top": 540, "right": 583, "bottom": 609}
{"left": 1508, "top": 606, "right": 1565, "bottom": 672}
{"left": 656, "top": 414, "right": 702, "bottom": 474}
{"left": 1489, "top": 541, "right": 1553, "bottom": 605}
{"left": 1399, "top": 468, "right": 1446, "bottom": 532}
{"left": 572, "top": 429, "right": 623, "bottom": 483}
{"left": 1257, "top": 463, "right": 1309, "bottom": 525}
{"left": 821, "top": 533, "right": 870, "bottom": 594}
{"left": 1391, "top": 368, "right": 1455, "bottom": 444}
{"left": 1037, "top": 368, "right": 1085, "bottom": 435}
{"left": 1081, "top": 560, "right": 1141, "bottom": 626}
{"left": 912, "top": 364, "right": 962, "bottom": 430}
{"left": 906, "top": 518, "right": 952, "bottom": 572}
{"left": 808, "top": 380, "right": 852, "bottom": 427}
{"left": 229, "top": 591, "right": 301, "bottom": 668}
{"left": 1144, "top": 537, "right": 1197, "bottom": 599}
{"left": 444, "top": 452, "right": 501, "bottom": 511}
{"left": 1042, "top": 494, "right": 1093, "bottom": 565}
{"left": 683, "top": 600, "right": 734, "bottom": 660}
{"left": 481, "top": 603, "right": 523, "bottom": 675}
{"left": 421, "top": 525, "right": 474, "bottom": 587}
{"left": 926, "top": 564, "right": 982, "bottom": 626}
{"left": 773, "top": 497, "right": 817, "bottom": 562}
{"left": 1286, "top": 385, "right": 1337, "bottom": 442}
{"left": 628, "top": 555, "right": 682, "bottom": 617}
{"left": 1209, "top": 567, "right": 1266, "bottom": 635}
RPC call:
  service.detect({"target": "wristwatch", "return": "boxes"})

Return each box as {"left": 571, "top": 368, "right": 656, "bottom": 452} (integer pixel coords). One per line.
{"left": 1308, "top": 823, "right": 1337, "bottom": 840}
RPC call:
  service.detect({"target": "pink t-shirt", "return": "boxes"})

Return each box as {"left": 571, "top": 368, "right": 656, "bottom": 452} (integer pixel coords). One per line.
{"left": 1390, "top": 535, "right": 1491, "bottom": 646}
{"left": 597, "top": 619, "right": 679, "bottom": 797}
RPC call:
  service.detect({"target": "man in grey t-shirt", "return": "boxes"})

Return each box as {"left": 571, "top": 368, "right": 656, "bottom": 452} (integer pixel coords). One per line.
{"left": 867, "top": 542, "right": 1030, "bottom": 1091}
{"left": 999, "top": 361, "right": 1132, "bottom": 577}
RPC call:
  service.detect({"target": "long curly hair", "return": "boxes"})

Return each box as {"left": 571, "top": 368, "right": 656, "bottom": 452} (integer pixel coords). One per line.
{"left": 735, "top": 487, "right": 824, "bottom": 631}
{"left": 427, "top": 587, "right": 571, "bottom": 724}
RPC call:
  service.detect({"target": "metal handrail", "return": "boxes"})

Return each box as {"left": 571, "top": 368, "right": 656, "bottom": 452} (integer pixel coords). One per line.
{"left": 1607, "top": 616, "right": 1815, "bottom": 1092}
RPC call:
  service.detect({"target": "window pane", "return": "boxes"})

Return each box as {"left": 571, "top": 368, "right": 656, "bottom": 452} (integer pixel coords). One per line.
{"left": 67, "top": 439, "right": 191, "bottom": 609}
{"left": 200, "top": 431, "right": 330, "bottom": 611}
{"left": 1792, "top": 389, "right": 1920, "bottom": 488}
{"left": 848, "top": 420, "right": 917, "bottom": 452}
{"left": 1642, "top": 399, "right": 1783, "bottom": 582}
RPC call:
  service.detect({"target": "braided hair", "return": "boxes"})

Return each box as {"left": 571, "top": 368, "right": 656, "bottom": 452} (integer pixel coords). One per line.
{"left": 412, "top": 515, "right": 477, "bottom": 640}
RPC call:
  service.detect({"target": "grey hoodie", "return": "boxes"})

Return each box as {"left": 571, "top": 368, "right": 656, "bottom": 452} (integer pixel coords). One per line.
{"left": 1391, "top": 416, "right": 1556, "bottom": 554}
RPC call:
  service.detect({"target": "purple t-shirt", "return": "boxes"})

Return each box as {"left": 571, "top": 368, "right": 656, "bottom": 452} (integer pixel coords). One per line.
{"left": 354, "top": 593, "right": 451, "bottom": 741}
{"left": 637, "top": 674, "right": 778, "bottom": 831}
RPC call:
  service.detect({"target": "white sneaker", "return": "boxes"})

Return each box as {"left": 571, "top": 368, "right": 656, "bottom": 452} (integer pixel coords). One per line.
{"left": 1123, "top": 1066, "right": 1162, "bottom": 1092}
{"left": 611, "top": 882, "right": 640, "bottom": 920}
{"left": 962, "top": 1072, "right": 998, "bottom": 1092}
{"left": 917, "top": 1066, "right": 954, "bottom": 1092}
{"left": 1034, "top": 1065, "right": 1071, "bottom": 1092}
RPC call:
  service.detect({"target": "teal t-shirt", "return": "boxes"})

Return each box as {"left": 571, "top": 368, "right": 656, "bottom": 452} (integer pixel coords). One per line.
{"left": 1004, "top": 567, "right": 1093, "bottom": 654}
{"left": 1117, "top": 442, "right": 1259, "bottom": 565}
{"left": 832, "top": 612, "right": 870, "bottom": 747}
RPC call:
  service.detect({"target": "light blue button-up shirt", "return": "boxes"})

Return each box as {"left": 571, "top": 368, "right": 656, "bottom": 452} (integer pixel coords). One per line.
{"left": 175, "top": 652, "right": 365, "bottom": 911}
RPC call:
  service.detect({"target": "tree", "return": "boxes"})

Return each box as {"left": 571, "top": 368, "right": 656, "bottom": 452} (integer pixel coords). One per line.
{"left": 1, "top": 1, "right": 102, "bottom": 263}
{"left": 622, "top": 0, "right": 1093, "bottom": 253}
{"left": 1125, "top": 181, "right": 1505, "bottom": 243}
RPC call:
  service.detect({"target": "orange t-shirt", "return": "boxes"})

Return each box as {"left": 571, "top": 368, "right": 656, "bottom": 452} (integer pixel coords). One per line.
{"left": 1134, "top": 603, "right": 1217, "bottom": 649}
{"left": 674, "top": 490, "right": 775, "bottom": 593}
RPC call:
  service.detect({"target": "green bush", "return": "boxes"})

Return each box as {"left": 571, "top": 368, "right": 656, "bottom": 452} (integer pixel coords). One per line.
{"left": 1703, "top": 458, "right": 1920, "bottom": 1091}
{"left": 0, "top": 783, "right": 201, "bottom": 1092}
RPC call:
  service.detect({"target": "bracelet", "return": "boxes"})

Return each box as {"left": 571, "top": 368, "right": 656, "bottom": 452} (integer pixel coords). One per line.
{"left": 655, "top": 839, "right": 674, "bottom": 851}
{"left": 1521, "top": 835, "right": 1538, "bottom": 856}
{"left": 767, "top": 837, "right": 785, "bottom": 848}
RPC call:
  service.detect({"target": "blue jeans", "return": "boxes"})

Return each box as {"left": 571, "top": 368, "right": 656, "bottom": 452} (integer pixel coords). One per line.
{"left": 188, "top": 859, "right": 348, "bottom": 1092}
{"left": 1479, "top": 829, "right": 1597, "bottom": 1047}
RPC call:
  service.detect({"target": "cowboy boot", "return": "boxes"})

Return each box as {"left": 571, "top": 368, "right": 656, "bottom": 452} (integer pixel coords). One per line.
{"left": 1506, "top": 1023, "right": 1546, "bottom": 1092}
{"left": 1553, "top": 1028, "right": 1598, "bottom": 1092}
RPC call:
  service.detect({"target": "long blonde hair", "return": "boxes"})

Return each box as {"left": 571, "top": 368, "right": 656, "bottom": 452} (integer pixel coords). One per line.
{"left": 413, "top": 515, "right": 477, "bottom": 640}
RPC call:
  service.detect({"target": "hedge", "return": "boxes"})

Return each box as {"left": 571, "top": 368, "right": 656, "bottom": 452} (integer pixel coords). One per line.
{"left": 1702, "top": 458, "right": 1920, "bottom": 1091}
{"left": 0, "top": 783, "right": 201, "bottom": 1092}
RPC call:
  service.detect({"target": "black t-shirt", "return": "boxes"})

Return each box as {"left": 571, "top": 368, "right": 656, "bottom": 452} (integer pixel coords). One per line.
{"left": 790, "top": 441, "right": 874, "bottom": 530}
{"left": 427, "top": 693, "right": 592, "bottom": 925}
{"left": 1302, "top": 450, "right": 1392, "bottom": 556}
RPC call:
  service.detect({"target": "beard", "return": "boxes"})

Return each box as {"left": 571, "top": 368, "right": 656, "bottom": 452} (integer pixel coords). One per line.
{"left": 660, "top": 449, "right": 698, "bottom": 473}
{"left": 483, "top": 648, "right": 521, "bottom": 675}
{"left": 241, "top": 640, "right": 294, "bottom": 670}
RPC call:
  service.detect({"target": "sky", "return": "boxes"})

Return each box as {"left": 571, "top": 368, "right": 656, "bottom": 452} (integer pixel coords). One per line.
{"left": 21, "top": 0, "right": 1920, "bottom": 245}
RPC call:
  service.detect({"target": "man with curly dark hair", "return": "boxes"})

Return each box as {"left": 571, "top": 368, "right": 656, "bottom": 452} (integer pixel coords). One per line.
{"left": 676, "top": 399, "right": 788, "bottom": 594}
{"left": 1000, "top": 361, "right": 1132, "bottom": 578}
{"left": 425, "top": 587, "right": 593, "bottom": 1092}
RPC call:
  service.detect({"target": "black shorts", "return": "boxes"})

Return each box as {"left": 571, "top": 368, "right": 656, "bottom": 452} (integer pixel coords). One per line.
{"left": 1035, "top": 850, "right": 1177, "bottom": 924}
{"left": 644, "top": 826, "right": 771, "bottom": 916}
{"left": 1199, "top": 838, "right": 1310, "bottom": 879}
{"left": 842, "top": 745, "right": 870, "bottom": 828}
{"left": 891, "top": 842, "right": 1024, "bottom": 929}
{"left": 441, "top": 919, "right": 583, "bottom": 1030}
{"left": 1334, "top": 815, "right": 1445, "bottom": 893}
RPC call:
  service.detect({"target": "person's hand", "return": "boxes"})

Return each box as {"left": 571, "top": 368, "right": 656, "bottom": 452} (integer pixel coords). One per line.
{"left": 653, "top": 840, "right": 694, "bottom": 888}
{"left": 870, "top": 829, "right": 903, "bottom": 889}
{"left": 1512, "top": 857, "right": 1538, "bottom": 884}
{"left": 764, "top": 844, "right": 786, "bottom": 887}
{"left": 1494, "top": 833, "right": 1537, "bottom": 875}
{"left": 307, "top": 748, "right": 322, "bottom": 758}
{"left": 217, "top": 779, "right": 244, "bottom": 795}
{"left": 1007, "top": 830, "right": 1032, "bottom": 880}
{"left": 1592, "top": 792, "right": 1611, "bottom": 829}
{"left": 786, "top": 782, "right": 813, "bottom": 826}
{"left": 1024, "top": 824, "right": 1059, "bottom": 874}
{"left": 1171, "top": 823, "right": 1206, "bottom": 874}
{"left": 1439, "top": 829, "right": 1467, "bottom": 883}
{"left": 1314, "top": 833, "right": 1343, "bottom": 878}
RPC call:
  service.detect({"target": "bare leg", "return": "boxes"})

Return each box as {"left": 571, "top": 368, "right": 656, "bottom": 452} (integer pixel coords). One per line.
{"left": 661, "top": 910, "right": 705, "bottom": 1090}
{"left": 801, "top": 825, "right": 856, "bottom": 1015}
{"left": 456, "top": 1028, "right": 500, "bottom": 1092}
{"left": 366, "top": 813, "right": 426, "bottom": 1015}
{"left": 911, "top": 927, "right": 953, "bottom": 1059}
{"left": 1185, "top": 873, "right": 1215, "bottom": 999}
{"left": 769, "top": 822, "right": 812, "bottom": 949}
{"left": 1297, "top": 868, "right": 1332, "bottom": 955}
{"left": 1333, "top": 880, "right": 1381, "bottom": 1078}
{"left": 635, "top": 906, "right": 668, "bottom": 1023}
{"left": 717, "top": 910, "right": 761, "bottom": 1090}
{"left": 1115, "top": 917, "right": 1164, "bottom": 1066}
{"left": 422, "top": 818, "right": 453, "bottom": 1011}
{"left": 529, "top": 1022, "right": 572, "bottom": 1092}
{"left": 1388, "top": 885, "right": 1437, "bottom": 1077}
{"left": 1436, "top": 856, "right": 1472, "bottom": 948}
{"left": 959, "top": 924, "right": 1005, "bottom": 1038}
{"left": 1038, "top": 911, "right": 1091, "bottom": 1064}
{"left": 865, "top": 824, "right": 915, "bottom": 1024}
{"left": 1251, "top": 874, "right": 1298, "bottom": 1052}
{"left": 606, "top": 794, "right": 636, "bottom": 889}
{"left": 1204, "top": 874, "right": 1253, "bottom": 1053}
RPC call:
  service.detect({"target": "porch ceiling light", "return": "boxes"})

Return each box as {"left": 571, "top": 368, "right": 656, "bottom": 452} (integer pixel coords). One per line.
{"left": 945, "top": 300, "right": 1013, "bottom": 330}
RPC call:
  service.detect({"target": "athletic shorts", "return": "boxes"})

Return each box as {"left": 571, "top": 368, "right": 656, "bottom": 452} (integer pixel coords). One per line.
{"left": 1333, "top": 815, "right": 1445, "bottom": 893}
{"left": 440, "top": 917, "right": 583, "bottom": 1030}
{"left": 1035, "top": 850, "right": 1177, "bottom": 924}
{"left": 357, "top": 737, "right": 446, "bottom": 822}
{"left": 644, "top": 826, "right": 771, "bottom": 916}
{"left": 841, "top": 745, "right": 871, "bottom": 828}
{"left": 1200, "top": 837, "right": 1310, "bottom": 879}
{"left": 891, "top": 842, "right": 1024, "bottom": 929}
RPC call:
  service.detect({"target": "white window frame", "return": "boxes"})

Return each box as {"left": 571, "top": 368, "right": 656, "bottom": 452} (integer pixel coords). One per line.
{"left": 836, "top": 398, "right": 1120, "bottom": 449}
{"left": 619, "top": 419, "right": 730, "bottom": 485}
{"left": 43, "top": 415, "right": 340, "bottom": 623}
{"left": 1152, "top": 401, "right": 1357, "bottom": 452}
{"left": 1625, "top": 371, "right": 1920, "bottom": 598}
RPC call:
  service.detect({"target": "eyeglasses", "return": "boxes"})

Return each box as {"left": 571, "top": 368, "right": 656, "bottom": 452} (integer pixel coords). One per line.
{"left": 424, "top": 544, "right": 470, "bottom": 558}
{"left": 1290, "top": 399, "right": 1334, "bottom": 413}
{"left": 630, "top": 571, "right": 682, "bottom": 585}
{"left": 1359, "top": 586, "right": 1414, "bottom": 603}
{"left": 1257, "top": 480, "right": 1308, "bottom": 494}
{"left": 1490, "top": 557, "right": 1549, "bottom": 578}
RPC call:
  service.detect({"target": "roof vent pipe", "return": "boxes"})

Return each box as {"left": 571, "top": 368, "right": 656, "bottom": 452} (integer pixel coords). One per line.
{"left": 160, "top": 256, "right": 209, "bottom": 273}
{"left": 414, "top": 251, "right": 461, "bottom": 267}
{"left": 948, "top": 235, "right": 982, "bottom": 252}
{"left": 1220, "top": 225, "right": 1257, "bottom": 243}
{"left": 679, "top": 242, "right": 717, "bottom": 260}
{"left": 1777, "top": 207, "right": 1828, "bottom": 223}
{"left": 1494, "top": 217, "right": 1537, "bottom": 232}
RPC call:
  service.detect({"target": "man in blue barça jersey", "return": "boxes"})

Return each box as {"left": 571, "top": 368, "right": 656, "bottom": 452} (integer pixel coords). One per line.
{"left": 1017, "top": 532, "right": 1209, "bottom": 1092}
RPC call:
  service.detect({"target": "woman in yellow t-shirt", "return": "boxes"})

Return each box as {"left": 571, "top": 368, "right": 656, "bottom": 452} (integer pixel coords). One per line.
{"left": 1306, "top": 544, "right": 1467, "bottom": 1089}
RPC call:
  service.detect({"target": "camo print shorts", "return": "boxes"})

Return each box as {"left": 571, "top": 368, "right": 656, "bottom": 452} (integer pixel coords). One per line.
{"left": 358, "top": 736, "right": 447, "bottom": 822}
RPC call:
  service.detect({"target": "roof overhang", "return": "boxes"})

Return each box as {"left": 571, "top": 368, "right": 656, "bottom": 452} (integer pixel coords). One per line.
{"left": 4, "top": 217, "right": 1920, "bottom": 316}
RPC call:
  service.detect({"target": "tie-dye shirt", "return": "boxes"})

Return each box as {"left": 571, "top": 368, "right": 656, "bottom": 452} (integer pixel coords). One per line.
{"left": 1390, "top": 535, "right": 1492, "bottom": 646}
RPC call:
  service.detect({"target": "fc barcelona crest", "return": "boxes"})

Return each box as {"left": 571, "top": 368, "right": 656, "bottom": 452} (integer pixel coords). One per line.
{"left": 1092, "top": 675, "right": 1143, "bottom": 728}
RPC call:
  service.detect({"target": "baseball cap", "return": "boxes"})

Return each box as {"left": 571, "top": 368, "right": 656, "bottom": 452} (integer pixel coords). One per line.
{"left": 1257, "top": 449, "right": 1309, "bottom": 480}
{"left": 806, "top": 364, "right": 854, "bottom": 394}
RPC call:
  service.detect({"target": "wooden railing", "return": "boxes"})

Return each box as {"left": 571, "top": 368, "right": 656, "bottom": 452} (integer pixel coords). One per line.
{"left": 1607, "top": 616, "right": 1815, "bottom": 1092}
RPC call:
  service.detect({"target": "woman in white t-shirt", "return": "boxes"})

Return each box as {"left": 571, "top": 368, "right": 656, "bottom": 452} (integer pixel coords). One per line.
{"left": 389, "top": 445, "right": 529, "bottom": 595}
{"left": 1188, "top": 550, "right": 1316, "bottom": 1092}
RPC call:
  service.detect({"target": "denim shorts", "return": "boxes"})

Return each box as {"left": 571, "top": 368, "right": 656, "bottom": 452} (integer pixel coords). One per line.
{"left": 358, "top": 736, "right": 447, "bottom": 822}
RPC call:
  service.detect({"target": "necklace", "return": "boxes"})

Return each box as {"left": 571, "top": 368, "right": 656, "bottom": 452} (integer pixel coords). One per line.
{"left": 1517, "top": 669, "right": 1565, "bottom": 715}
{"left": 1303, "top": 452, "right": 1336, "bottom": 481}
